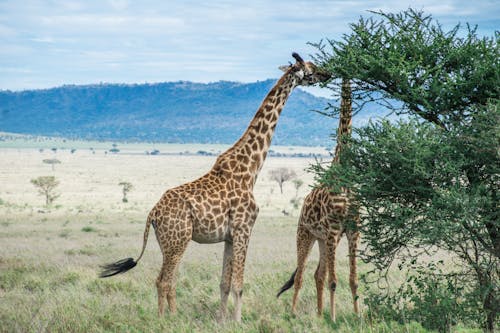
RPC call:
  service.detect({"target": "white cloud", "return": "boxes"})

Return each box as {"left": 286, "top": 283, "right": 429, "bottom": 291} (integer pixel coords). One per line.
{"left": 30, "top": 37, "right": 55, "bottom": 43}
{"left": 108, "top": 0, "right": 129, "bottom": 11}
{"left": 0, "top": 0, "right": 498, "bottom": 90}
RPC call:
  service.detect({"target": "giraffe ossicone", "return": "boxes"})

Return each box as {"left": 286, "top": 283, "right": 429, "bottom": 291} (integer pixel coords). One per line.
{"left": 100, "top": 53, "right": 330, "bottom": 322}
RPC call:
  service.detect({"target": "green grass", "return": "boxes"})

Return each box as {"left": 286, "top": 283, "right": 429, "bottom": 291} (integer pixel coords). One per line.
{"left": 0, "top": 143, "right": 479, "bottom": 332}
{"left": 0, "top": 261, "right": 430, "bottom": 333}
{"left": 0, "top": 209, "right": 441, "bottom": 333}
{"left": 81, "top": 226, "right": 97, "bottom": 232}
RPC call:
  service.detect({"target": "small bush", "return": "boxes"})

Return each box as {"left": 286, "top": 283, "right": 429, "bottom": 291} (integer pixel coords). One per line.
{"left": 365, "top": 262, "right": 473, "bottom": 332}
{"left": 59, "top": 230, "right": 71, "bottom": 238}
{"left": 81, "top": 226, "right": 96, "bottom": 232}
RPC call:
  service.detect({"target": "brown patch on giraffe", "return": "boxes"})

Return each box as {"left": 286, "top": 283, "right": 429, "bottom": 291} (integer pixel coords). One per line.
{"left": 100, "top": 53, "right": 329, "bottom": 322}
{"left": 277, "top": 79, "right": 360, "bottom": 322}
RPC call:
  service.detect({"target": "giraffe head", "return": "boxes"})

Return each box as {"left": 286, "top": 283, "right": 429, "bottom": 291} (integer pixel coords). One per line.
{"left": 279, "top": 52, "right": 330, "bottom": 86}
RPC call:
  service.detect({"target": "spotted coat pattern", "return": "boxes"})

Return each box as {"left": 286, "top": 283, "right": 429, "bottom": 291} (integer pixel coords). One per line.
{"left": 109, "top": 54, "right": 330, "bottom": 322}
{"left": 289, "top": 79, "right": 360, "bottom": 321}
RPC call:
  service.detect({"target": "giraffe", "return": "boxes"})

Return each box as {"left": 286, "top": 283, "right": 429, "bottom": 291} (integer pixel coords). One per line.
{"left": 276, "top": 78, "right": 360, "bottom": 322}
{"left": 99, "top": 53, "right": 330, "bottom": 322}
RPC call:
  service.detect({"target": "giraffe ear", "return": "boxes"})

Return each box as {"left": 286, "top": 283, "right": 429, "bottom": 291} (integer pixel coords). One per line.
{"left": 278, "top": 65, "right": 289, "bottom": 72}
{"left": 294, "top": 69, "right": 305, "bottom": 79}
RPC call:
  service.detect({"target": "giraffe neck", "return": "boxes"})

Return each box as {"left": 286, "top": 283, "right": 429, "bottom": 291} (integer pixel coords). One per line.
{"left": 332, "top": 78, "right": 352, "bottom": 164}
{"left": 214, "top": 70, "right": 299, "bottom": 187}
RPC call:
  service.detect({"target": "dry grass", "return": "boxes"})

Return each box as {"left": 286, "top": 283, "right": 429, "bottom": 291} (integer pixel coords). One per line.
{"left": 0, "top": 142, "right": 428, "bottom": 332}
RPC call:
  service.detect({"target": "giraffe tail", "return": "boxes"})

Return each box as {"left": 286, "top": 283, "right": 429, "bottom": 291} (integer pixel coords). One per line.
{"left": 99, "top": 214, "right": 154, "bottom": 278}
{"left": 276, "top": 268, "right": 297, "bottom": 298}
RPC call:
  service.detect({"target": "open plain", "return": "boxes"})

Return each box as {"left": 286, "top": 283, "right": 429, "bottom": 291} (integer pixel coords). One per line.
{"left": 1, "top": 138, "right": 429, "bottom": 332}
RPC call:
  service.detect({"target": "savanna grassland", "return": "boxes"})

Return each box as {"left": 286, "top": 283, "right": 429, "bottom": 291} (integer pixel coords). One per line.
{"left": 1, "top": 137, "right": 435, "bottom": 332}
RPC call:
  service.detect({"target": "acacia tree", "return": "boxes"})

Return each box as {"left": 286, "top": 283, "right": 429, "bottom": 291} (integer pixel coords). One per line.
{"left": 31, "top": 176, "right": 60, "bottom": 205}
{"left": 312, "top": 9, "right": 498, "bottom": 128}
{"left": 43, "top": 158, "right": 61, "bottom": 171}
{"left": 312, "top": 9, "right": 499, "bottom": 332}
{"left": 269, "top": 167, "right": 296, "bottom": 194}
{"left": 119, "top": 181, "right": 133, "bottom": 203}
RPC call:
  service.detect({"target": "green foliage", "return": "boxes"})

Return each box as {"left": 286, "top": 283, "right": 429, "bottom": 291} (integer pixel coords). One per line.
{"left": 119, "top": 181, "right": 133, "bottom": 203}
{"left": 42, "top": 158, "right": 60, "bottom": 164}
{"left": 81, "top": 226, "right": 96, "bottom": 233}
{"left": 315, "top": 104, "right": 499, "bottom": 330}
{"left": 365, "top": 262, "right": 473, "bottom": 332}
{"left": 312, "top": 9, "right": 499, "bottom": 331}
{"left": 42, "top": 158, "right": 61, "bottom": 171}
{"left": 313, "top": 9, "right": 499, "bottom": 129}
{"left": 290, "top": 178, "right": 304, "bottom": 209}
{"left": 290, "top": 197, "right": 301, "bottom": 209}
{"left": 315, "top": 119, "right": 439, "bottom": 267}
{"left": 30, "top": 175, "right": 60, "bottom": 205}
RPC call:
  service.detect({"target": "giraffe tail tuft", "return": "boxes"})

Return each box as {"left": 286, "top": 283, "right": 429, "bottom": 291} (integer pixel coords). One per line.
{"left": 99, "top": 258, "right": 137, "bottom": 278}
{"left": 99, "top": 215, "right": 154, "bottom": 278}
{"left": 276, "top": 268, "right": 297, "bottom": 298}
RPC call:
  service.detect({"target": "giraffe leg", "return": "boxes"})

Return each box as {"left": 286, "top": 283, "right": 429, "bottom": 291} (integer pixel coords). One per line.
{"left": 347, "top": 229, "right": 360, "bottom": 315}
{"left": 314, "top": 239, "right": 327, "bottom": 317}
{"left": 218, "top": 241, "right": 233, "bottom": 322}
{"left": 230, "top": 228, "right": 251, "bottom": 322}
{"left": 156, "top": 267, "right": 167, "bottom": 316}
{"left": 292, "top": 224, "right": 315, "bottom": 315}
{"left": 156, "top": 238, "right": 190, "bottom": 316}
{"left": 326, "top": 234, "right": 340, "bottom": 322}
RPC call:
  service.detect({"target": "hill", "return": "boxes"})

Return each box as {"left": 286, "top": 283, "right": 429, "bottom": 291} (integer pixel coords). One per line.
{"left": 0, "top": 80, "right": 347, "bottom": 146}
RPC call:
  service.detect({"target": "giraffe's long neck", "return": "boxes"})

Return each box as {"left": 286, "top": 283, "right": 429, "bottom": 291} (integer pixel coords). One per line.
{"left": 214, "top": 70, "right": 298, "bottom": 188}
{"left": 332, "top": 78, "right": 352, "bottom": 164}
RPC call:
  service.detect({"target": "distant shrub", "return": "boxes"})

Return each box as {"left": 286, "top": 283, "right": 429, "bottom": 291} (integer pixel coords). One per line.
{"left": 81, "top": 226, "right": 96, "bottom": 232}
{"left": 269, "top": 167, "right": 297, "bottom": 194}
{"left": 118, "top": 181, "right": 133, "bottom": 203}
{"left": 42, "top": 158, "right": 61, "bottom": 170}
{"left": 59, "top": 230, "right": 70, "bottom": 238}
{"left": 196, "top": 150, "right": 212, "bottom": 156}
{"left": 31, "top": 176, "right": 60, "bottom": 205}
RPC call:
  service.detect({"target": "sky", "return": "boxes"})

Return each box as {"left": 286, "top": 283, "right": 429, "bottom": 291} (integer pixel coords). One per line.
{"left": 0, "top": 0, "right": 498, "bottom": 94}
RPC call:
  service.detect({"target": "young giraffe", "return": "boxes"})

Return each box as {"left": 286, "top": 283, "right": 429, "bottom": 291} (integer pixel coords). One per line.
{"left": 100, "top": 53, "right": 330, "bottom": 322}
{"left": 277, "top": 79, "right": 360, "bottom": 322}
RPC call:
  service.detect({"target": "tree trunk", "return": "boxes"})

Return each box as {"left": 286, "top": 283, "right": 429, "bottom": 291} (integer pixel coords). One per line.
{"left": 479, "top": 273, "right": 497, "bottom": 332}
{"left": 484, "top": 290, "right": 497, "bottom": 332}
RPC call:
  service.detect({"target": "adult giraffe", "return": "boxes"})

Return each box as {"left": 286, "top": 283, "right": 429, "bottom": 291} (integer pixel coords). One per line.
{"left": 277, "top": 79, "right": 360, "bottom": 322}
{"left": 100, "top": 53, "right": 330, "bottom": 322}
